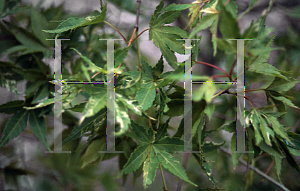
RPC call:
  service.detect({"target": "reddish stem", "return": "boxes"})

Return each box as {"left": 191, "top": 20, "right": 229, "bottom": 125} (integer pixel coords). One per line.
{"left": 210, "top": 75, "right": 229, "bottom": 79}
{"left": 132, "top": 28, "right": 149, "bottom": 43}
{"left": 229, "top": 58, "right": 237, "bottom": 76}
{"left": 225, "top": 0, "right": 230, "bottom": 5}
{"left": 195, "top": 61, "right": 232, "bottom": 81}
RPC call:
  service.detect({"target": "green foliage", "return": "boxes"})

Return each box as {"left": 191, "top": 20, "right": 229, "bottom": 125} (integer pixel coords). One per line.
{"left": 0, "top": 0, "right": 300, "bottom": 190}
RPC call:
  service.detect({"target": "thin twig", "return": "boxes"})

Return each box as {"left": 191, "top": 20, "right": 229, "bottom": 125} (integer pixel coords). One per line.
{"left": 245, "top": 96, "right": 257, "bottom": 108}
{"left": 135, "top": 0, "right": 142, "bottom": 69}
{"left": 258, "top": 160, "right": 274, "bottom": 185}
{"left": 219, "top": 147, "right": 290, "bottom": 191}
{"left": 229, "top": 58, "right": 237, "bottom": 77}
{"left": 127, "top": 27, "right": 137, "bottom": 47}
{"left": 132, "top": 28, "right": 149, "bottom": 43}
{"left": 104, "top": 21, "right": 128, "bottom": 43}
{"left": 160, "top": 163, "right": 168, "bottom": 191}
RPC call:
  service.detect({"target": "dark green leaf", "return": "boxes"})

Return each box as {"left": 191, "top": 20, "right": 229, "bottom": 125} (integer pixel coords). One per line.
{"left": 43, "top": 4, "right": 107, "bottom": 34}
{"left": 0, "top": 100, "right": 24, "bottom": 114}
{"left": 119, "top": 145, "right": 150, "bottom": 176}
{"left": 131, "top": 121, "right": 153, "bottom": 145}
{"left": 219, "top": 3, "right": 240, "bottom": 39}
{"left": 29, "top": 110, "right": 51, "bottom": 151}
{"left": 0, "top": 110, "right": 29, "bottom": 148}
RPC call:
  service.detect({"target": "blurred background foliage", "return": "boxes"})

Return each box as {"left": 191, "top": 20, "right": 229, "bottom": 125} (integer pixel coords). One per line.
{"left": 0, "top": 0, "right": 300, "bottom": 191}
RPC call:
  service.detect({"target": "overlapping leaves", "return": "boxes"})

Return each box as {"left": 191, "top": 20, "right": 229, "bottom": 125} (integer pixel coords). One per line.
{"left": 119, "top": 121, "right": 198, "bottom": 188}
{"left": 149, "top": 0, "right": 188, "bottom": 69}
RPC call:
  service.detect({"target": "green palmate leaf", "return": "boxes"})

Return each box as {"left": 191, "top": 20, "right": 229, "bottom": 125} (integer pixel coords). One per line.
{"left": 150, "top": 29, "right": 179, "bottom": 69}
{"left": 261, "top": 114, "right": 292, "bottom": 144}
{"left": 43, "top": 4, "right": 107, "bottom": 34}
{"left": 200, "top": 158, "right": 216, "bottom": 186}
{"left": 248, "top": 62, "right": 288, "bottom": 80}
{"left": 187, "top": 3, "right": 201, "bottom": 28}
{"left": 155, "top": 89, "right": 170, "bottom": 127}
{"left": 174, "top": 117, "right": 184, "bottom": 138}
{"left": 30, "top": 6, "right": 52, "bottom": 47}
{"left": 258, "top": 112, "right": 272, "bottom": 146}
{"left": 221, "top": 0, "right": 238, "bottom": 18}
{"left": 149, "top": 4, "right": 187, "bottom": 69}
{"left": 114, "top": 47, "right": 129, "bottom": 68}
{"left": 152, "top": 11, "right": 181, "bottom": 28}
{"left": 23, "top": 97, "right": 54, "bottom": 110}
{"left": 152, "top": 56, "right": 164, "bottom": 79}
{"left": 0, "top": 100, "right": 24, "bottom": 114}
{"left": 204, "top": 103, "right": 215, "bottom": 120}
{"left": 249, "top": 110, "right": 264, "bottom": 145}
{"left": 141, "top": 59, "right": 153, "bottom": 81}
{"left": 0, "top": 76, "right": 19, "bottom": 95}
{"left": 163, "top": 3, "right": 193, "bottom": 11}
{"left": 285, "top": 132, "right": 300, "bottom": 156}
{"left": 197, "top": 112, "right": 206, "bottom": 146}
{"left": 80, "top": 90, "right": 106, "bottom": 124}
{"left": 202, "top": 141, "right": 225, "bottom": 153}
{"left": 29, "top": 110, "right": 51, "bottom": 151}
{"left": 215, "top": 39, "right": 236, "bottom": 54}
{"left": 193, "top": 83, "right": 217, "bottom": 103}
{"left": 0, "top": 3, "right": 29, "bottom": 19}
{"left": 62, "top": 108, "right": 106, "bottom": 145}
{"left": 131, "top": 121, "right": 153, "bottom": 145}
{"left": 135, "top": 83, "right": 156, "bottom": 111}
{"left": 150, "top": 0, "right": 165, "bottom": 26}
{"left": 119, "top": 145, "right": 151, "bottom": 176}
{"left": 277, "top": 138, "right": 300, "bottom": 173}
{"left": 238, "top": 0, "right": 259, "bottom": 19}
{"left": 25, "top": 81, "right": 46, "bottom": 97}
{"left": 153, "top": 147, "right": 198, "bottom": 187}
{"left": 0, "top": 110, "right": 29, "bottom": 148}
{"left": 154, "top": 137, "right": 184, "bottom": 153}
{"left": 165, "top": 99, "right": 184, "bottom": 117}
{"left": 8, "top": 25, "right": 48, "bottom": 54}
{"left": 219, "top": 2, "right": 240, "bottom": 39}
{"left": 258, "top": 140, "right": 283, "bottom": 159}
{"left": 272, "top": 156, "right": 283, "bottom": 183}
{"left": 160, "top": 26, "right": 188, "bottom": 38}
{"left": 81, "top": 137, "right": 106, "bottom": 168}
{"left": 12, "top": 68, "right": 46, "bottom": 82}
{"left": 116, "top": 93, "right": 142, "bottom": 116}
{"left": 115, "top": 100, "right": 131, "bottom": 136}
{"left": 143, "top": 147, "right": 159, "bottom": 188}
{"left": 0, "top": 0, "right": 4, "bottom": 14}
{"left": 210, "top": 15, "right": 219, "bottom": 56}
{"left": 68, "top": 102, "right": 86, "bottom": 112}
{"left": 218, "top": 120, "right": 236, "bottom": 133}
{"left": 72, "top": 48, "right": 104, "bottom": 73}
{"left": 155, "top": 118, "right": 170, "bottom": 141}
{"left": 269, "top": 94, "right": 299, "bottom": 109}
{"left": 32, "top": 83, "right": 50, "bottom": 104}
{"left": 189, "top": 14, "right": 218, "bottom": 38}
{"left": 267, "top": 77, "right": 300, "bottom": 93}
